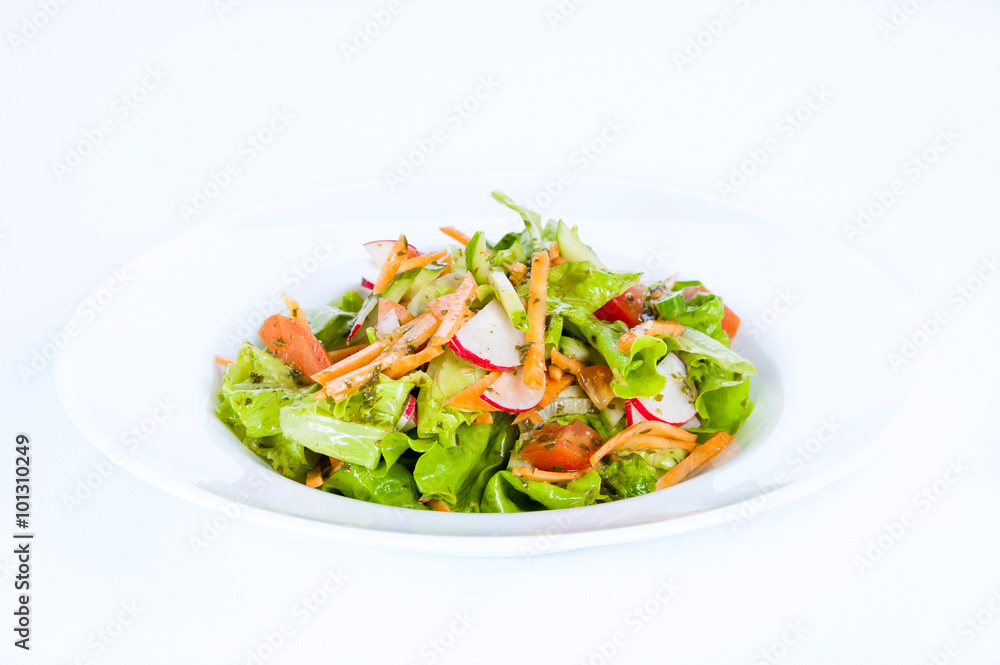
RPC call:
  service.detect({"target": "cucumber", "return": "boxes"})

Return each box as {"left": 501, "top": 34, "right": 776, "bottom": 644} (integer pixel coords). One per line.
{"left": 407, "top": 271, "right": 463, "bottom": 317}
{"left": 466, "top": 231, "right": 492, "bottom": 285}
{"left": 405, "top": 264, "right": 448, "bottom": 302}
{"left": 382, "top": 268, "right": 420, "bottom": 303}
{"left": 556, "top": 220, "right": 605, "bottom": 269}
{"left": 559, "top": 336, "right": 596, "bottom": 364}
{"left": 488, "top": 270, "right": 529, "bottom": 332}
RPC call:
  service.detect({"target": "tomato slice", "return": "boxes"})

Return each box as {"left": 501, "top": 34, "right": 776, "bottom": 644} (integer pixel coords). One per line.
{"left": 720, "top": 306, "right": 740, "bottom": 339}
{"left": 594, "top": 285, "right": 644, "bottom": 328}
{"left": 258, "top": 314, "right": 331, "bottom": 378}
{"left": 519, "top": 420, "right": 604, "bottom": 472}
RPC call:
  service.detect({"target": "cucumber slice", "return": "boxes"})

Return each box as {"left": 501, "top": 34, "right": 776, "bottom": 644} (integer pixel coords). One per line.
{"left": 466, "top": 231, "right": 492, "bottom": 285}
{"left": 382, "top": 268, "right": 419, "bottom": 303}
{"left": 559, "top": 336, "right": 596, "bottom": 364}
{"left": 405, "top": 264, "right": 448, "bottom": 302}
{"left": 556, "top": 220, "right": 605, "bottom": 269}
{"left": 488, "top": 270, "right": 529, "bottom": 332}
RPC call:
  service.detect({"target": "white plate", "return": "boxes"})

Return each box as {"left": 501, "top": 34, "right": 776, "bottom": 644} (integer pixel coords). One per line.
{"left": 55, "top": 176, "right": 929, "bottom": 557}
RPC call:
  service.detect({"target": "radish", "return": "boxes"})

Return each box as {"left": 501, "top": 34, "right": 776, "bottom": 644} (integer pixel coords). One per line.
{"left": 347, "top": 293, "right": 379, "bottom": 342}
{"left": 364, "top": 240, "right": 419, "bottom": 266}
{"left": 360, "top": 275, "right": 375, "bottom": 290}
{"left": 375, "top": 310, "right": 400, "bottom": 340}
{"left": 625, "top": 398, "right": 648, "bottom": 427}
{"left": 396, "top": 395, "right": 417, "bottom": 431}
{"left": 480, "top": 366, "right": 545, "bottom": 413}
{"left": 447, "top": 300, "right": 527, "bottom": 371}
{"left": 628, "top": 352, "right": 698, "bottom": 426}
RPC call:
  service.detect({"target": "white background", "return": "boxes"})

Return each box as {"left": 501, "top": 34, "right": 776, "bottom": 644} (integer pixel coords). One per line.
{"left": 3, "top": 1, "right": 1000, "bottom": 663}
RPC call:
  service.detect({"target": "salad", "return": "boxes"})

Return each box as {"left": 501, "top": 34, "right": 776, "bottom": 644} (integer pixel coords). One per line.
{"left": 215, "top": 192, "right": 756, "bottom": 512}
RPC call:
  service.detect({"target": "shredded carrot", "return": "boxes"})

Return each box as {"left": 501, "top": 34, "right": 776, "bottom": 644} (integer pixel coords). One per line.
{"left": 549, "top": 241, "right": 560, "bottom": 261}
{"left": 386, "top": 345, "right": 444, "bottom": 379}
{"left": 548, "top": 364, "right": 564, "bottom": 381}
{"left": 445, "top": 371, "right": 502, "bottom": 411}
{"left": 590, "top": 421, "right": 698, "bottom": 467}
{"left": 378, "top": 298, "right": 415, "bottom": 325}
{"left": 398, "top": 249, "right": 449, "bottom": 274}
{"left": 326, "top": 342, "right": 371, "bottom": 364}
{"left": 372, "top": 234, "right": 409, "bottom": 293}
{"left": 280, "top": 292, "right": 310, "bottom": 328}
{"left": 440, "top": 226, "right": 471, "bottom": 245}
{"left": 550, "top": 348, "right": 584, "bottom": 376}
{"left": 427, "top": 499, "right": 452, "bottom": 512}
{"left": 311, "top": 340, "right": 387, "bottom": 384}
{"left": 473, "top": 413, "right": 493, "bottom": 425}
{"left": 513, "top": 467, "right": 589, "bottom": 482}
{"left": 523, "top": 251, "right": 549, "bottom": 390}
{"left": 619, "top": 435, "right": 696, "bottom": 453}
{"left": 328, "top": 457, "right": 344, "bottom": 474}
{"left": 305, "top": 464, "right": 324, "bottom": 488}
{"left": 618, "top": 320, "right": 685, "bottom": 352}
{"left": 655, "top": 432, "right": 733, "bottom": 490}
{"left": 535, "top": 374, "right": 575, "bottom": 409}
{"left": 506, "top": 262, "right": 527, "bottom": 285}
{"left": 512, "top": 409, "right": 543, "bottom": 425}
{"left": 319, "top": 348, "right": 406, "bottom": 401}
{"left": 214, "top": 355, "right": 234, "bottom": 366}
{"left": 385, "top": 312, "right": 441, "bottom": 356}
{"left": 551, "top": 257, "right": 568, "bottom": 266}
{"left": 429, "top": 272, "right": 478, "bottom": 346}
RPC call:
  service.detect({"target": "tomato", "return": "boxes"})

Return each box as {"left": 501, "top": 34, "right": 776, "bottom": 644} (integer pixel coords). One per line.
{"left": 720, "top": 306, "right": 740, "bottom": 339}
{"left": 258, "top": 314, "right": 331, "bottom": 378}
{"left": 519, "top": 420, "right": 604, "bottom": 472}
{"left": 594, "top": 285, "right": 644, "bottom": 328}
{"left": 577, "top": 365, "right": 616, "bottom": 410}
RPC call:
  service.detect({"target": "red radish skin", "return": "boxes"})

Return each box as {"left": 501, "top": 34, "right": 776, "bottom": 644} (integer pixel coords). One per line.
{"left": 361, "top": 276, "right": 375, "bottom": 290}
{"left": 364, "top": 240, "right": 420, "bottom": 266}
{"left": 347, "top": 294, "right": 379, "bottom": 342}
{"left": 625, "top": 399, "right": 648, "bottom": 427}
{"left": 446, "top": 300, "right": 526, "bottom": 371}
{"left": 480, "top": 367, "right": 545, "bottom": 413}
{"left": 397, "top": 395, "right": 417, "bottom": 431}
{"left": 627, "top": 352, "right": 698, "bottom": 426}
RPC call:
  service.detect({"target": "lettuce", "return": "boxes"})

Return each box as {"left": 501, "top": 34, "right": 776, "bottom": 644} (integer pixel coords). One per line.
{"left": 307, "top": 291, "right": 364, "bottom": 348}
{"left": 223, "top": 342, "right": 304, "bottom": 390}
{"left": 417, "top": 349, "right": 486, "bottom": 447}
{"left": 279, "top": 402, "right": 388, "bottom": 469}
{"left": 413, "top": 414, "right": 516, "bottom": 510}
{"left": 599, "top": 455, "right": 656, "bottom": 499}
{"left": 224, "top": 388, "right": 301, "bottom": 437}
{"left": 654, "top": 291, "right": 729, "bottom": 345}
{"left": 244, "top": 434, "right": 318, "bottom": 478}
{"left": 481, "top": 469, "right": 603, "bottom": 512}
{"left": 321, "top": 461, "right": 427, "bottom": 510}
{"left": 325, "top": 375, "right": 417, "bottom": 429}
{"left": 630, "top": 448, "right": 687, "bottom": 472}
{"left": 544, "top": 262, "right": 640, "bottom": 315}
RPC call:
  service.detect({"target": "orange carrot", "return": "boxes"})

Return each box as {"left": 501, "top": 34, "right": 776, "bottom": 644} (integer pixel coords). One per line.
{"left": 618, "top": 320, "right": 685, "bottom": 352}
{"left": 535, "top": 374, "right": 575, "bottom": 409}
{"left": 311, "top": 340, "right": 387, "bottom": 384}
{"left": 326, "top": 342, "right": 372, "bottom": 364}
{"left": 305, "top": 464, "right": 324, "bottom": 488}
{"left": 372, "top": 234, "right": 409, "bottom": 293}
{"left": 506, "top": 262, "right": 528, "bottom": 285}
{"left": 427, "top": 499, "right": 452, "bottom": 512}
{"left": 549, "top": 242, "right": 560, "bottom": 261}
{"left": 398, "top": 250, "right": 449, "bottom": 274}
{"left": 384, "top": 312, "right": 440, "bottom": 355}
{"left": 440, "top": 226, "right": 471, "bottom": 245}
{"left": 549, "top": 364, "right": 564, "bottom": 381}
{"left": 328, "top": 456, "right": 344, "bottom": 474}
{"left": 523, "top": 251, "right": 549, "bottom": 390}
{"left": 590, "top": 421, "right": 698, "bottom": 467}
{"left": 512, "top": 410, "right": 543, "bottom": 425}
{"left": 429, "top": 272, "right": 478, "bottom": 346}
{"left": 512, "top": 467, "right": 590, "bottom": 482}
{"left": 280, "top": 292, "right": 310, "bottom": 328}
{"left": 214, "top": 355, "right": 234, "bottom": 366}
{"left": 445, "top": 371, "right": 502, "bottom": 411}
{"left": 385, "top": 345, "right": 444, "bottom": 379}
{"left": 619, "top": 435, "right": 696, "bottom": 453}
{"left": 551, "top": 257, "right": 568, "bottom": 266}
{"left": 473, "top": 413, "right": 494, "bottom": 425}
{"left": 319, "top": 348, "right": 406, "bottom": 401}
{"left": 655, "top": 432, "right": 733, "bottom": 490}
{"left": 549, "top": 348, "right": 584, "bottom": 376}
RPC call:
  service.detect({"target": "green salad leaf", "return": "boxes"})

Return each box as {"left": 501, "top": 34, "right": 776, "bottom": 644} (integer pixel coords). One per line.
{"left": 654, "top": 291, "right": 729, "bottom": 345}
{"left": 481, "top": 469, "right": 603, "bottom": 512}
{"left": 545, "top": 262, "right": 640, "bottom": 314}
{"left": 563, "top": 312, "right": 668, "bottom": 399}
{"left": 244, "top": 434, "right": 319, "bottom": 478}
{"left": 417, "top": 349, "right": 486, "bottom": 447}
{"left": 321, "top": 461, "right": 426, "bottom": 510}
{"left": 599, "top": 455, "right": 656, "bottom": 499}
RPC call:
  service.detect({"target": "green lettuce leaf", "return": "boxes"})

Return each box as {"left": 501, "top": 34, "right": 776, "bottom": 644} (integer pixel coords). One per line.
{"left": 223, "top": 388, "right": 301, "bottom": 438}
{"left": 480, "top": 469, "right": 603, "bottom": 512}
{"left": 563, "top": 311, "right": 668, "bottom": 398}
{"left": 280, "top": 402, "right": 389, "bottom": 470}
{"left": 244, "top": 434, "right": 318, "bottom": 478}
{"left": 598, "top": 455, "right": 656, "bottom": 499}
{"left": 416, "top": 349, "right": 485, "bottom": 447}
{"left": 654, "top": 291, "right": 729, "bottom": 345}
{"left": 630, "top": 448, "right": 688, "bottom": 472}
{"left": 325, "top": 375, "right": 417, "bottom": 429}
{"left": 321, "top": 461, "right": 427, "bottom": 509}
{"left": 544, "top": 262, "right": 640, "bottom": 314}
{"left": 223, "top": 341, "right": 304, "bottom": 390}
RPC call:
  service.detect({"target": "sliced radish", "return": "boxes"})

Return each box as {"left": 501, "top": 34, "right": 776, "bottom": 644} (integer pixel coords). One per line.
{"left": 347, "top": 293, "right": 379, "bottom": 342}
{"left": 628, "top": 352, "right": 697, "bottom": 426}
{"left": 447, "top": 300, "right": 526, "bottom": 371}
{"left": 480, "top": 366, "right": 545, "bottom": 413}
{"left": 625, "top": 398, "right": 648, "bottom": 427}
{"left": 364, "top": 240, "right": 420, "bottom": 266}
{"left": 360, "top": 275, "right": 375, "bottom": 290}
{"left": 375, "top": 310, "right": 400, "bottom": 340}
{"left": 396, "top": 395, "right": 417, "bottom": 431}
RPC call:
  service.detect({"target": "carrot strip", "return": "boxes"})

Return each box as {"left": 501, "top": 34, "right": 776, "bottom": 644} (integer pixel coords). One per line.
{"left": 429, "top": 272, "right": 478, "bottom": 346}
{"left": 311, "top": 341, "right": 387, "bottom": 384}
{"left": 427, "top": 499, "right": 452, "bottom": 512}
{"left": 445, "top": 371, "right": 502, "bottom": 411}
{"left": 549, "top": 241, "right": 560, "bottom": 261}
{"left": 372, "top": 234, "right": 409, "bottom": 294}
{"left": 535, "top": 374, "right": 575, "bottom": 410}
{"left": 549, "top": 348, "right": 584, "bottom": 376}
{"left": 328, "top": 457, "right": 344, "bottom": 474}
{"left": 326, "top": 342, "right": 371, "bottom": 364}
{"left": 398, "top": 250, "right": 448, "bottom": 274}
{"left": 513, "top": 467, "right": 589, "bottom": 482}
{"left": 590, "top": 421, "right": 698, "bottom": 467}
{"left": 280, "top": 292, "right": 310, "bottom": 328}
{"left": 305, "top": 464, "right": 324, "bottom": 488}
{"left": 440, "top": 226, "right": 471, "bottom": 245}
{"left": 214, "top": 355, "right": 234, "bottom": 366}
{"left": 378, "top": 298, "right": 415, "bottom": 325}
{"left": 512, "top": 409, "right": 543, "bottom": 425}
{"left": 551, "top": 257, "right": 568, "bottom": 266}
{"left": 618, "top": 320, "right": 685, "bottom": 352}
{"left": 619, "top": 435, "right": 696, "bottom": 453}
{"left": 473, "top": 413, "right": 494, "bottom": 425}
{"left": 524, "top": 251, "right": 549, "bottom": 390}
{"left": 384, "top": 312, "right": 440, "bottom": 355}
{"left": 506, "top": 262, "right": 528, "bottom": 285}
{"left": 655, "top": 432, "right": 733, "bottom": 490}
{"left": 385, "top": 345, "right": 444, "bottom": 379}
{"left": 319, "top": 349, "right": 406, "bottom": 401}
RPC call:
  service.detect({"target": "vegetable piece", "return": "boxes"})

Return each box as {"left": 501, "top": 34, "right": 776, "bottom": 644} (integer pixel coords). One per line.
{"left": 466, "top": 231, "right": 492, "bottom": 285}
{"left": 473, "top": 413, "right": 493, "bottom": 425}
{"left": 550, "top": 348, "right": 584, "bottom": 375}
{"left": 617, "top": 319, "right": 685, "bottom": 352}
{"left": 506, "top": 262, "right": 528, "bottom": 285}
{"left": 385, "top": 345, "right": 444, "bottom": 379}
{"left": 378, "top": 298, "right": 415, "bottom": 325}
{"left": 326, "top": 341, "right": 372, "bottom": 364}
{"left": 618, "top": 435, "right": 696, "bottom": 453}
{"left": 319, "top": 348, "right": 406, "bottom": 401}
{"left": 535, "top": 373, "right": 576, "bottom": 410}
{"left": 321, "top": 462, "right": 426, "bottom": 510}
{"left": 372, "top": 234, "right": 409, "bottom": 294}
{"left": 599, "top": 455, "right": 656, "bottom": 498}
{"left": 721, "top": 306, "right": 741, "bottom": 339}
{"left": 655, "top": 431, "right": 733, "bottom": 490}
{"left": 512, "top": 467, "right": 591, "bottom": 482}
{"left": 555, "top": 219, "right": 605, "bottom": 268}
{"left": 215, "top": 355, "right": 234, "bottom": 366}
{"left": 306, "top": 464, "right": 324, "bottom": 488}
{"left": 398, "top": 249, "right": 449, "bottom": 274}
{"left": 440, "top": 226, "right": 471, "bottom": 245}
{"left": 523, "top": 250, "right": 550, "bottom": 390}
{"left": 589, "top": 420, "right": 697, "bottom": 467}
{"left": 448, "top": 299, "right": 527, "bottom": 371}
{"left": 396, "top": 395, "right": 417, "bottom": 431}
{"left": 280, "top": 292, "right": 309, "bottom": 328}
{"left": 628, "top": 352, "right": 697, "bottom": 426}
{"left": 347, "top": 292, "right": 380, "bottom": 342}
{"left": 311, "top": 340, "right": 387, "bottom": 384}
{"left": 364, "top": 239, "right": 420, "bottom": 265}
{"left": 480, "top": 366, "right": 546, "bottom": 413}
{"left": 594, "top": 285, "right": 644, "bottom": 328}
{"left": 549, "top": 241, "right": 560, "bottom": 261}
{"left": 519, "top": 420, "right": 603, "bottom": 472}
{"left": 427, "top": 499, "right": 451, "bottom": 511}
{"left": 576, "top": 365, "right": 617, "bottom": 410}
{"left": 488, "top": 270, "right": 530, "bottom": 332}
{"left": 429, "top": 272, "right": 478, "bottom": 346}
{"left": 258, "top": 314, "right": 332, "bottom": 378}
{"left": 444, "top": 371, "right": 503, "bottom": 411}
{"left": 512, "top": 410, "right": 543, "bottom": 425}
